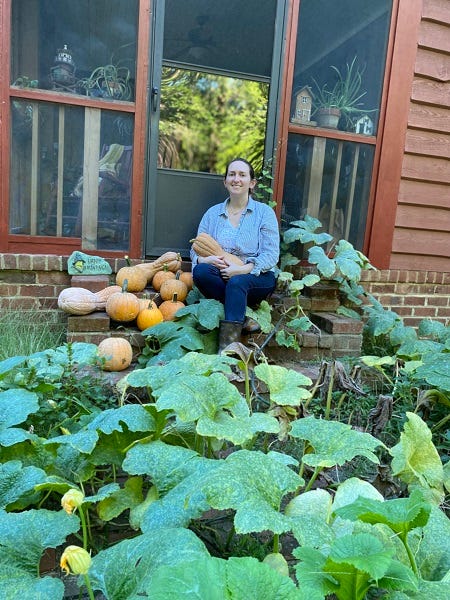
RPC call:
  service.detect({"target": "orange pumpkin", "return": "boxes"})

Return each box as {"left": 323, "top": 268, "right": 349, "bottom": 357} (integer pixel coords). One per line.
{"left": 137, "top": 294, "right": 158, "bottom": 313}
{"left": 136, "top": 302, "right": 164, "bottom": 330}
{"left": 98, "top": 337, "right": 133, "bottom": 371}
{"left": 152, "top": 267, "right": 176, "bottom": 292}
{"left": 177, "top": 270, "right": 193, "bottom": 290}
{"left": 116, "top": 256, "right": 147, "bottom": 292}
{"left": 159, "top": 293, "right": 185, "bottom": 321}
{"left": 160, "top": 276, "right": 188, "bottom": 303}
{"left": 105, "top": 280, "right": 140, "bottom": 322}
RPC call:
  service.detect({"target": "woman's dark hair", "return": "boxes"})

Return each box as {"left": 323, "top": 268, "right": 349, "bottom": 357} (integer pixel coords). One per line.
{"left": 224, "top": 157, "right": 255, "bottom": 180}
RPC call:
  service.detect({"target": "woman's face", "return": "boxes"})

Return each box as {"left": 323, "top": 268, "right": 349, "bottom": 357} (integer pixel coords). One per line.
{"left": 224, "top": 160, "right": 256, "bottom": 197}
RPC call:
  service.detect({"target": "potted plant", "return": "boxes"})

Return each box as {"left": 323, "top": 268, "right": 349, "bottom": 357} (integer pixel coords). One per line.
{"left": 311, "top": 56, "right": 371, "bottom": 129}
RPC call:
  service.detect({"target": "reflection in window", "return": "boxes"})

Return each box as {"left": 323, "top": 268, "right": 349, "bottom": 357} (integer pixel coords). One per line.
{"left": 291, "top": 0, "right": 392, "bottom": 134}
{"left": 10, "top": 100, "right": 133, "bottom": 251}
{"left": 158, "top": 68, "right": 269, "bottom": 175}
{"left": 282, "top": 134, "right": 374, "bottom": 250}
{"left": 11, "top": 0, "right": 138, "bottom": 102}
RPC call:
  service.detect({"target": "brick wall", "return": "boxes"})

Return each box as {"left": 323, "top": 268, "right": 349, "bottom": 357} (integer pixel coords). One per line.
{"left": 360, "top": 269, "right": 450, "bottom": 327}
{"left": 0, "top": 254, "right": 448, "bottom": 360}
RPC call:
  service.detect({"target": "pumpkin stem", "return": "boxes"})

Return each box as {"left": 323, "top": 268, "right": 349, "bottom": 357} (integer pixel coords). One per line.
{"left": 124, "top": 255, "right": 131, "bottom": 267}
{"left": 122, "top": 279, "right": 129, "bottom": 293}
{"left": 173, "top": 293, "right": 178, "bottom": 303}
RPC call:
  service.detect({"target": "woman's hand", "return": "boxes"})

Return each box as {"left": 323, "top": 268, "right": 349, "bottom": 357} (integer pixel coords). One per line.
{"left": 219, "top": 262, "right": 253, "bottom": 280}
{"left": 198, "top": 255, "right": 230, "bottom": 269}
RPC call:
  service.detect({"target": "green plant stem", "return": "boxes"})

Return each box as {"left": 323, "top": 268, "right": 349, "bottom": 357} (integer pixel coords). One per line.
{"left": 272, "top": 533, "right": 279, "bottom": 554}
{"left": 324, "top": 362, "right": 335, "bottom": 420}
{"left": 304, "top": 466, "right": 322, "bottom": 493}
{"left": 83, "top": 574, "right": 95, "bottom": 600}
{"left": 400, "top": 534, "right": 419, "bottom": 577}
{"left": 243, "top": 363, "right": 251, "bottom": 412}
{"left": 78, "top": 506, "right": 89, "bottom": 550}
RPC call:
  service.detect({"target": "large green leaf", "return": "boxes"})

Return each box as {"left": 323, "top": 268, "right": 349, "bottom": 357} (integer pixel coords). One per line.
{"left": 409, "top": 504, "right": 450, "bottom": 581}
{"left": 143, "top": 556, "right": 301, "bottom": 600}
{"left": 123, "top": 440, "right": 216, "bottom": 530}
{"left": 203, "top": 450, "right": 303, "bottom": 534}
{"left": 196, "top": 409, "right": 280, "bottom": 446}
{"left": 246, "top": 300, "right": 273, "bottom": 334}
{"left": 0, "top": 389, "right": 39, "bottom": 447}
{"left": 285, "top": 489, "right": 335, "bottom": 548}
{"left": 87, "top": 404, "right": 156, "bottom": 434}
{"left": 141, "top": 321, "right": 205, "bottom": 364}
{"left": 390, "top": 412, "right": 444, "bottom": 503}
{"left": 97, "top": 477, "right": 144, "bottom": 521}
{"left": 0, "top": 508, "right": 79, "bottom": 574}
{"left": 307, "top": 246, "right": 336, "bottom": 278}
{"left": 0, "top": 355, "right": 27, "bottom": 379}
{"left": 254, "top": 363, "right": 312, "bottom": 406}
{"left": 289, "top": 416, "right": 383, "bottom": 468}
{"left": 385, "top": 580, "right": 450, "bottom": 600}
{"left": 334, "top": 489, "right": 431, "bottom": 539}
{"left": 0, "top": 572, "right": 64, "bottom": 600}
{"left": 89, "top": 528, "right": 210, "bottom": 600}
{"left": 0, "top": 460, "right": 47, "bottom": 509}
{"left": 412, "top": 353, "right": 450, "bottom": 391}
{"left": 155, "top": 372, "right": 247, "bottom": 422}
{"left": 174, "top": 298, "right": 224, "bottom": 330}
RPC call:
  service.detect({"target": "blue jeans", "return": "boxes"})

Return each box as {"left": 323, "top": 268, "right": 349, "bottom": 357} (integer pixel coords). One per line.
{"left": 193, "top": 263, "right": 276, "bottom": 322}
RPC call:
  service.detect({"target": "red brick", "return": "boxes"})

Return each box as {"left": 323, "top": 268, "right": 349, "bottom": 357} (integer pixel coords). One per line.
{"left": 416, "top": 271, "right": 427, "bottom": 283}
{"left": 310, "top": 312, "right": 364, "bottom": 334}
{"left": 435, "top": 307, "right": 450, "bottom": 317}
{"left": 413, "top": 307, "right": 437, "bottom": 317}
{"left": 68, "top": 313, "right": 111, "bottom": 332}
{"left": 404, "top": 296, "right": 426, "bottom": 306}
{"left": 3, "top": 255, "right": 18, "bottom": 269}
{"left": 310, "top": 297, "right": 340, "bottom": 312}
{"left": 46, "top": 256, "right": 64, "bottom": 271}
{"left": 20, "top": 285, "right": 55, "bottom": 297}
{"left": 370, "top": 284, "right": 397, "bottom": 294}
{"left": 38, "top": 272, "right": 70, "bottom": 285}
{"left": 71, "top": 275, "right": 111, "bottom": 292}
{"left": 31, "top": 255, "right": 48, "bottom": 270}
{"left": 427, "top": 296, "right": 449, "bottom": 307}
{"left": 16, "top": 254, "right": 33, "bottom": 270}
{"left": 4, "top": 298, "right": 39, "bottom": 309}
{"left": 67, "top": 332, "right": 108, "bottom": 345}
{"left": 434, "top": 285, "right": 450, "bottom": 295}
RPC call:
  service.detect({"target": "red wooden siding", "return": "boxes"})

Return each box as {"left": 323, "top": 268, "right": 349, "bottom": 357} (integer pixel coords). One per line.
{"left": 391, "top": 0, "right": 450, "bottom": 271}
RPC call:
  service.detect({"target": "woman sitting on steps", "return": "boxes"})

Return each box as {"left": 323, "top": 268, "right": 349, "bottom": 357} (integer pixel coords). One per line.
{"left": 190, "top": 158, "right": 280, "bottom": 352}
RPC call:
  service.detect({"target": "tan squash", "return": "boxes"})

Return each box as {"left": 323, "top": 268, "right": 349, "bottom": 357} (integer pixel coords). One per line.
{"left": 58, "top": 285, "right": 121, "bottom": 315}
{"left": 159, "top": 293, "right": 185, "bottom": 321}
{"left": 190, "top": 232, "right": 244, "bottom": 266}
{"left": 159, "top": 275, "right": 188, "bottom": 303}
{"left": 136, "top": 302, "right": 164, "bottom": 331}
{"left": 105, "top": 280, "right": 140, "bottom": 322}
{"left": 98, "top": 337, "right": 133, "bottom": 371}
{"left": 116, "top": 256, "right": 148, "bottom": 292}
{"left": 134, "top": 251, "right": 182, "bottom": 284}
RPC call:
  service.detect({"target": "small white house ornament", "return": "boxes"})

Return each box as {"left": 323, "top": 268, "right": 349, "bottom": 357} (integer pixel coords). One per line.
{"left": 292, "top": 86, "right": 316, "bottom": 125}
{"left": 355, "top": 115, "right": 374, "bottom": 135}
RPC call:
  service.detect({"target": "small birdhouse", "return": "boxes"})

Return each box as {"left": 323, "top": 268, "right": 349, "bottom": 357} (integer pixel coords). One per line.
{"left": 292, "top": 86, "right": 315, "bottom": 125}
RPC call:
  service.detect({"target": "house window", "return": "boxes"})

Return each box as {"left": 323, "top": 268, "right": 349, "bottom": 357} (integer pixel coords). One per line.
{"left": 283, "top": 0, "right": 392, "bottom": 252}
{"left": 9, "top": 0, "right": 138, "bottom": 251}
{"left": 11, "top": 0, "right": 138, "bottom": 101}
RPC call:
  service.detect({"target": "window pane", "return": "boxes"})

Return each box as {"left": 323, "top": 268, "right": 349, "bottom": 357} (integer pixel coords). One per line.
{"left": 282, "top": 134, "right": 374, "bottom": 250}
{"left": 158, "top": 67, "right": 269, "bottom": 174}
{"left": 11, "top": 0, "right": 138, "bottom": 102}
{"left": 163, "top": 0, "right": 277, "bottom": 77}
{"left": 291, "top": 0, "right": 392, "bottom": 134}
{"left": 10, "top": 100, "right": 133, "bottom": 251}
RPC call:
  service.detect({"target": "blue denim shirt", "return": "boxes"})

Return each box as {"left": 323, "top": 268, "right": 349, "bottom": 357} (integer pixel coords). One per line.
{"left": 190, "top": 197, "right": 280, "bottom": 276}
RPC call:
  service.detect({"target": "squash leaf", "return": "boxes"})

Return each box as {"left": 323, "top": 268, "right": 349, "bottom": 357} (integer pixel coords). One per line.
{"left": 289, "top": 416, "right": 383, "bottom": 468}
{"left": 0, "top": 389, "right": 39, "bottom": 447}
{"left": 89, "top": 527, "right": 209, "bottom": 600}
{"left": 254, "top": 363, "right": 312, "bottom": 406}
{"left": 97, "top": 476, "right": 144, "bottom": 522}
{"left": 145, "top": 556, "right": 301, "bottom": 600}
{"left": 390, "top": 412, "right": 444, "bottom": 503}
{"left": 140, "top": 321, "right": 205, "bottom": 364}
{"left": 174, "top": 298, "right": 224, "bottom": 330}
{"left": 203, "top": 450, "right": 303, "bottom": 534}
{"left": 0, "top": 508, "right": 79, "bottom": 575}
{"left": 412, "top": 353, "right": 450, "bottom": 392}
{"left": 123, "top": 440, "right": 215, "bottom": 530}
{"left": 334, "top": 489, "right": 431, "bottom": 538}
{"left": 0, "top": 460, "right": 47, "bottom": 509}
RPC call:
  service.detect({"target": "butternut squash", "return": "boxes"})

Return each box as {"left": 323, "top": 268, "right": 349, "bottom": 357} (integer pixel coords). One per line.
{"left": 190, "top": 232, "right": 244, "bottom": 266}
{"left": 134, "top": 251, "right": 182, "bottom": 284}
{"left": 58, "top": 285, "right": 121, "bottom": 315}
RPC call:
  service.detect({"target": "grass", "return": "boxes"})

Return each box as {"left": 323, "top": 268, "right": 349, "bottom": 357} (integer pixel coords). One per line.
{"left": 0, "top": 307, "right": 66, "bottom": 360}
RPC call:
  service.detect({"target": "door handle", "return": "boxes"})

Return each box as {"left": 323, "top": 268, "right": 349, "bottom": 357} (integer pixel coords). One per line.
{"left": 151, "top": 87, "right": 159, "bottom": 111}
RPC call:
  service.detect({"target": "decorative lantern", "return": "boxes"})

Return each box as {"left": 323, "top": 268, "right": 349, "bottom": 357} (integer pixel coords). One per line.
{"left": 50, "top": 44, "right": 76, "bottom": 89}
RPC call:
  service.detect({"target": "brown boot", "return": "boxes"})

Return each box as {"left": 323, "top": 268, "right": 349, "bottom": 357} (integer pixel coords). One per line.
{"left": 242, "top": 316, "right": 261, "bottom": 334}
{"left": 218, "top": 320, "right": 242, "bottom": 353}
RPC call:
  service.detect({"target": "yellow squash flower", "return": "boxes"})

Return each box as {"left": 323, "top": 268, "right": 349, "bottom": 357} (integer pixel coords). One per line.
{"left": 60, "top": 545, "right": 92, "bottom": 575}
{"left": 61, "top": 488, "right": 85, "bottom": 514}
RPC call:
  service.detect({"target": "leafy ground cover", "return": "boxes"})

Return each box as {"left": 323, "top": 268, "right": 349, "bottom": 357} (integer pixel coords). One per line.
{"left": 1, "top": 218, "right": 449, "bottom": 598}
